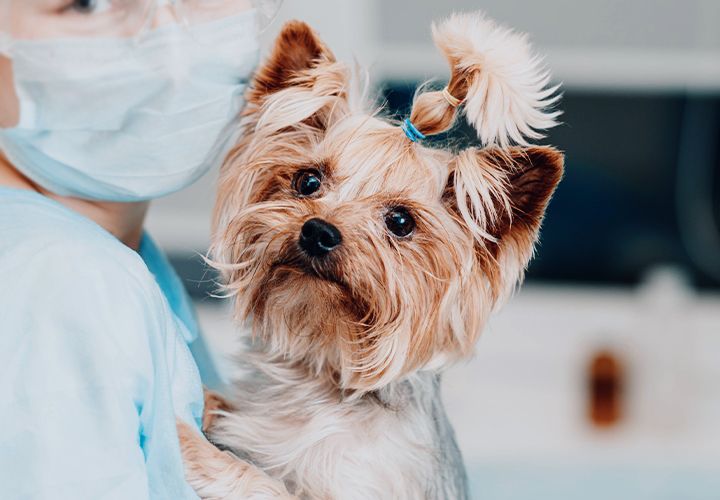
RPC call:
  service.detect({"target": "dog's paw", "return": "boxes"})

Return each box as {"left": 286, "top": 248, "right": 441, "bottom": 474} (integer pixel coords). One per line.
{"left": 176, "top": 419, "right": 295, "bottom": 500}
{"left": 203, "top": 388, "right": 235, "bottom": 433}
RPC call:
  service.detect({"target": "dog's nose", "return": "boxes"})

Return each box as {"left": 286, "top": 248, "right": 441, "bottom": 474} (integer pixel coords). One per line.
{"left": 299, "top": 218, "right": 342, "bottom": 257}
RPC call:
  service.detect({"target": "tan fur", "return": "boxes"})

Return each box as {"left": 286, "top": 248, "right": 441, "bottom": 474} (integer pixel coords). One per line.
{"left": 177, "top": 420, "right": 295, "bottom": 499}
{"left": 202, "top": 389, "right": 235, "bottom": 433}
{"left": 181, "top": 11, "right": 564, "bottom": 499}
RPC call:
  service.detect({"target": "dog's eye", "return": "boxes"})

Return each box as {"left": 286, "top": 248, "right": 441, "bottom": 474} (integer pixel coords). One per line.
{"left": 293, "top": 169, "right": 323, "bottom": 197}
{"left": 385, "top": 207, "right": 415, "bottom": 238}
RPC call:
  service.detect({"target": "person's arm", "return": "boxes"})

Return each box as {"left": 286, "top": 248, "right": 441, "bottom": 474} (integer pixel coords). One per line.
{"left": 0, "top": 244, "right": 197, "bottom": 499}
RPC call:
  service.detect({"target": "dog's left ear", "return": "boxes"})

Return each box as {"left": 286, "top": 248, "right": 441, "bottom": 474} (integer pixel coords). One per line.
{"left": 249, "top": 20, "right": 337, "bottom": 104}
{"left": 494, "top": 146, "right": 564, "bottom": 241}
{"left": 445, "top": 146, "right": 563, "bottom": 288}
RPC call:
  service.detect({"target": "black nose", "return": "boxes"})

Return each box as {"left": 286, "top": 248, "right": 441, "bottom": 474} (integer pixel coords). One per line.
{"left": 299, "top": 218, "right": 342, "bottom": 257}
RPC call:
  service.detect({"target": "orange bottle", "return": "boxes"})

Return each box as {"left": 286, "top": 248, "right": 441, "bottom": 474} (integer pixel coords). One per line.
{"left": 588, "top": 350, "right": 623, "bottom": 427}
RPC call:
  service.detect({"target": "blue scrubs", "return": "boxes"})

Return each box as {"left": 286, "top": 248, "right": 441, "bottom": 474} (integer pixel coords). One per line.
{"left": 0, "top": 186, "right": 211, "bottom": 499}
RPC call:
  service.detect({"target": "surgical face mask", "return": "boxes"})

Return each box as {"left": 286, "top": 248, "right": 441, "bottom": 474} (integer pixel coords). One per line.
{"left": 0, "top": 7, "right": 260, "bottom": 201}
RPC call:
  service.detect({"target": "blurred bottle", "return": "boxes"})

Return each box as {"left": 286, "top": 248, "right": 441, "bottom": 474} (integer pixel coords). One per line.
{"left": 588, "top": 350, "right": 624, "bottom": 427}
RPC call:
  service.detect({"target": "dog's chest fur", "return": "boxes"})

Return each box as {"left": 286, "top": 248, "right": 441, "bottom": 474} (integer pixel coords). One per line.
{"left": 210, "top": 353, "right": 468, "bottom": 500}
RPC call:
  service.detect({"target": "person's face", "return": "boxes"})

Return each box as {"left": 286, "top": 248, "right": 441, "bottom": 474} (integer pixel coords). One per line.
{"left": 1, "top": 0, "right": 154, "bottom": 128}
{"left": 0, "top": 0, "right": 254, "bottom": 128}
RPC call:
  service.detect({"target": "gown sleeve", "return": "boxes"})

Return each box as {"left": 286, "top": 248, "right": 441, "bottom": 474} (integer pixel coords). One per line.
{"left": 0, "top": 241, "right": 200, "bottom": 500}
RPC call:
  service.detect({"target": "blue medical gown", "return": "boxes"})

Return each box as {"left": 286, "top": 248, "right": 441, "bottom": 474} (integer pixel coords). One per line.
{"left": 0, "top": 187, "right": 214, "bottom": 499}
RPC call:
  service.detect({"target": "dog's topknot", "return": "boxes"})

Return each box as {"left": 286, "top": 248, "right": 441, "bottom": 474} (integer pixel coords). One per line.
{"left": 409, "top": 11, "right": 561, "bottom": 146}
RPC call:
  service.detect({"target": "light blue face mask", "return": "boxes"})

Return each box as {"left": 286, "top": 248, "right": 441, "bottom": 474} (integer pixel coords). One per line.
{"left": 0, "top": 10, "right": 259, "bottom": 202}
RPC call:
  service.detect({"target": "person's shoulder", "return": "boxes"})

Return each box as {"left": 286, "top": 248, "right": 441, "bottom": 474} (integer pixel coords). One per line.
{"left": 1, "top": 188, "right": 120, "bottom": 256}
{"left": 0, "top": 189, "right": 172, "bottom": 364}
{"left": 0, "top": 188, "right": 155, "bottom": 286}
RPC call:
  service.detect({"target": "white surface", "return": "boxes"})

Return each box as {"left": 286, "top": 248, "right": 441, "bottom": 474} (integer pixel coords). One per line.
{"left": 195, "top": 279, "right": 720, "bottom": 469}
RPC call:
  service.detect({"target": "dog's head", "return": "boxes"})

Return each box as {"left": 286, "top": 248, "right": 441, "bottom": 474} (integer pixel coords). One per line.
{"left": 212, "top": 13, "right": 563, "bottom": 392}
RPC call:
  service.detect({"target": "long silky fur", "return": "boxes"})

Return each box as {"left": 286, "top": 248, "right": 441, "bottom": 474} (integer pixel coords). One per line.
{"left": 433, "top": 12, "right": 561, "bottom": 146}
{"left": 208, "top": 347, "right": 468, "bottom": 500}
{"left": 185, "top": 11, "right": 564, "bottom": 500}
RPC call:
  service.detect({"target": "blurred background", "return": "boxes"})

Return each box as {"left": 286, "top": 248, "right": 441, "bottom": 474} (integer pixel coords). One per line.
{"left": 146, "top": 1, "right": 720, "bottom": 499}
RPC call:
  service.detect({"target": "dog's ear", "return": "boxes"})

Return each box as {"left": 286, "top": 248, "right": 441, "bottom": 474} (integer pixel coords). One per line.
{"left": 493, "top": 146, "right": 564, "bottom": 242}
{"left": 445, "top": 146, "right": 563, "bottom": 293}
{"left": 249, "top": 20, "right": 336, "bottom": 103}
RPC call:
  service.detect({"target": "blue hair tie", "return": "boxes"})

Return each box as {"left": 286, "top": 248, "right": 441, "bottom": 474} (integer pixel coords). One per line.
{"left": 401, "top": 118, "right": 426, "bottom": 142}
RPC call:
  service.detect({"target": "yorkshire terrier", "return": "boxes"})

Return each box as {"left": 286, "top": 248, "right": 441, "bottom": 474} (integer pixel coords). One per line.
{"left": 177, "top": 10, "right": 563, "bottom": 500}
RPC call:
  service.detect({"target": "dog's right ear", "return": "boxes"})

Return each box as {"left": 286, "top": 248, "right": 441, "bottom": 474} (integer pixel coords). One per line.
{"left": 249, "top": 20, "right": 337, "bottom": 104}
{"left": 443, "top": 145, "right": 563, "bottom": 300}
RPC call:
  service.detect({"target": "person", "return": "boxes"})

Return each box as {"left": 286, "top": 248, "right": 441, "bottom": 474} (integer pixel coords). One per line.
{"left": 0, "top": 1, "right": 277, "bottom": 497}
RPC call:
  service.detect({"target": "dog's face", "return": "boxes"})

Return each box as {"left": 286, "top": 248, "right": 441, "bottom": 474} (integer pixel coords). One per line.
{"left": 212, "top": 21, "right": 563, "bottom": 391}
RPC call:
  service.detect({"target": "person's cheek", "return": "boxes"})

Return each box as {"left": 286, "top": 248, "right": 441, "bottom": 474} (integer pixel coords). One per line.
{"left": 0, "top": 55, "right": 19, "bottom": 128}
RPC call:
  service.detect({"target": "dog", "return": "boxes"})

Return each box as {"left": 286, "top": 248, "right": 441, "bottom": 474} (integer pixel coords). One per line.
{"left": 177, "top": 11, "right": 564, "bottom": 500}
